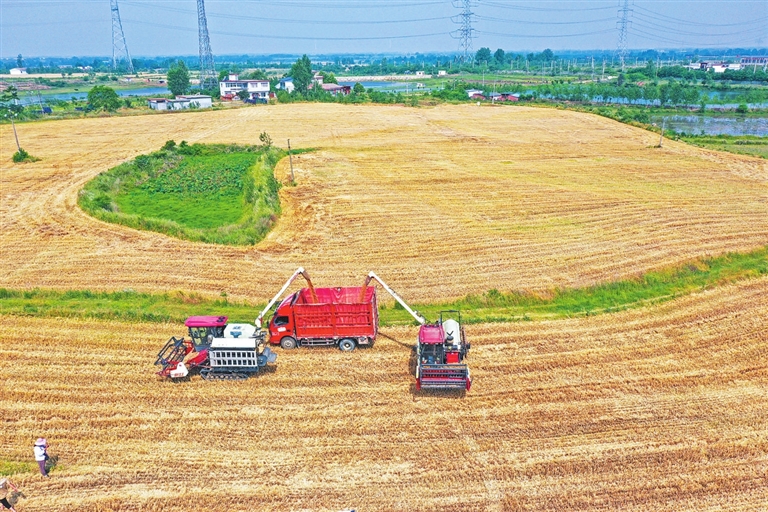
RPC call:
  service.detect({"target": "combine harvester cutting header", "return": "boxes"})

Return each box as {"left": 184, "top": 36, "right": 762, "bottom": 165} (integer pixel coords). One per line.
{"left": 155, "top": 267, "right": 471, "bottom": 391}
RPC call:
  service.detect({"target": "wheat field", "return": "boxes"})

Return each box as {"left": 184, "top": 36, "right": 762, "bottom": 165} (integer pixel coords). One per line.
{"left": 1, "top": 104, "right": 767, "bottom": 510}
{"left": 1, "top": 275, "right": 766, "bottom": 511}
{"left": 1, "top": 104, "right": 766, "bottom": 302}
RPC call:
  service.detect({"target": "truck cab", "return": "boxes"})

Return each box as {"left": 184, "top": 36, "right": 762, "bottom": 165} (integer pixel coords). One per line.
{"left": 268, "top": 294, "right": 297, "bottom": 347}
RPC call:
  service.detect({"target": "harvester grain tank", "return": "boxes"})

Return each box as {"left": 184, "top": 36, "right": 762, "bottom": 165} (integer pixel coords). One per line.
{"left": 155, "top": 315, "right": 276, "bottom": 380}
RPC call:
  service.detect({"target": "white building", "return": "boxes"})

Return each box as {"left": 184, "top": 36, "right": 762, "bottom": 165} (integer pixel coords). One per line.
{"left": 278, "top": 77, "right": 294, "bottom": 93}
{"left": 148, "top": 95, "right": 212, "bottom": 111}
{"left": 219, "top": 74, "right": 270, "bottom": 101}
{"left": 9, "top": 68, "right": 27, "bottom": 75}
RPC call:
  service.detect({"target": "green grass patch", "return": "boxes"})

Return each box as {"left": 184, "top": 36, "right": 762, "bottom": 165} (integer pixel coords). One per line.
{"left": 0, "top": 460, "right": 34, "bottom": 476}
{"left": 78, "top": 141, "right": 287, "bottom": 245}
{"left": 2, "top": 247, "right": 767, "bottom": 327}
{"left": 678, "top": 134, "right": 768, "bottom": 159}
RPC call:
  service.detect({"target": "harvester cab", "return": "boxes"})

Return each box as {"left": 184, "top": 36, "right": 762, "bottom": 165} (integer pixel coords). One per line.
{"left": 155, "top": 316, "right": 277, "bottom": 380}
{"left": 416, "top": 310, "right": 471, "bottom": 391}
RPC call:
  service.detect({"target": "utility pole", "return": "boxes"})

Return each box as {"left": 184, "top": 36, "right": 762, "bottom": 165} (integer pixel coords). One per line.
{"left": 658, "top": 118, "right": 665, "bottom": 147}
{"left": 287, "top": 139, "right": 295, "bottom": 183}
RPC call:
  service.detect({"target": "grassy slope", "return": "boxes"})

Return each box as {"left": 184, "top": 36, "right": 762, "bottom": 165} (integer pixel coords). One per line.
{"left": 2, "top": 246, "right": 766, "bottom": 326}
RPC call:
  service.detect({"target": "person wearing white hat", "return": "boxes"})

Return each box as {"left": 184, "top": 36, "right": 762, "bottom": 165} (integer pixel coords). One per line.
{"left": 33, "top": 438, "right": 50, "bottom": 478}
{"left": 0, "top": 477, "right": 19, "bottom": 511}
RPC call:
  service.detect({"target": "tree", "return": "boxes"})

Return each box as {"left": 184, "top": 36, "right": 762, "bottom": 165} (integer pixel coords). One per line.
{"left": 475, "top": 47, "right": 492, "bottom": 65}
{"left": 167, "top": 60, "right": 190, "bottom": 97}
{"left": 290, "top": 55, "right": 313, "bottom": 95}
{"left": 87, "top": 85, "right": 121, "bottom": 111}
{"left": 493, "top": 49, "right": 506, "bottom": 65}
{"left": 16, "top": 54, "right": 23, "bottom": 68}
{"left": 318, "top": 71, "right": 338, "bottom": 84}
{"left": 353, "top": 82, "right": 366, "bottom": 94}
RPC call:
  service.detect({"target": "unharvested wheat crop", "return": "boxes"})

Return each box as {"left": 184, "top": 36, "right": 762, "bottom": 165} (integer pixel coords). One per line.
{"left": 1, "top": 104, "right": 766, "bottom": 302}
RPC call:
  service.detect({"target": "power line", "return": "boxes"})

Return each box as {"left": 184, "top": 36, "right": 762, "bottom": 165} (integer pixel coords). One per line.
{"left": 476, "top": 15, "right": 615, "bottom": 25}
{"left": 478, "top": 28, "right": 615, "bottom": 39}
{"left": 124, "top": 19, "right": 450, "bottom": 41}
{"left": 123, "top": 2, "right": 451, "bottom": 25}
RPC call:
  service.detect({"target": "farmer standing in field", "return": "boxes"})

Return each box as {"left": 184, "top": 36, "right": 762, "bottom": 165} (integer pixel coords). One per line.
{"left": 33, "top": 438, "right": 50, "bottom": 478}
{"left": 0, "top": 478, "right": 19, "bottom": 512}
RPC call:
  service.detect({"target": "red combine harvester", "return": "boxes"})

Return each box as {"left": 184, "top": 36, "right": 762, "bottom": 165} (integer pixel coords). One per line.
{"left": 256, "top": 268, "right": 425, "bottom": 352}
{"left": 416, "top": 311, "right": 472, "bottom": 391}
{"left": 155, "top": 315, "right": 277, "bottom": 380}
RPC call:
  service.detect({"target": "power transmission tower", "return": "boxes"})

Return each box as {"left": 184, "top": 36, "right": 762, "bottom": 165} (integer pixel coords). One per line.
{"left": 110, "top": 0, "right": 134, "bottom": 74}
{"left": 616, "top": 0, "right": 632, "bottom": 71}
{"left": 451, "top": 0, "right": 475, "bottom": 63}
{"left": 197, "top": 0, "right": 217, "bottom": 90}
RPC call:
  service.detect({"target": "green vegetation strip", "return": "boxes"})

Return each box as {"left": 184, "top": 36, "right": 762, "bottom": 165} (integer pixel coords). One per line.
{"left": 78, "top": 142, "right": 287, "bottom": 245}
{"left": 2, "top": 247, "right": 766, "bottom": 326}
{"left": 0, "top": 460, "right": 34, "bottom": 477}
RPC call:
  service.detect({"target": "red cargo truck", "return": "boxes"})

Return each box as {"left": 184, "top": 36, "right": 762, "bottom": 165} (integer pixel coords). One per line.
{"left": 267, "top": 285, "right": 378, "bottom": 351}
{"left": 256, "top": 268, "right": 425, "bottom": 352}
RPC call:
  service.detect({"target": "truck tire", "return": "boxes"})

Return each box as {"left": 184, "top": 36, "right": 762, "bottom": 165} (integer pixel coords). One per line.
{"left": 338, "top": 338, "right": 356, "bottom": 352}
{"left": 280, "top": 336, "right": 297, "bottom": 350}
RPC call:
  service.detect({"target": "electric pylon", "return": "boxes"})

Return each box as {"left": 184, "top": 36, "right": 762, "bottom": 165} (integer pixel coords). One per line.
{"left": 451, "top": 0, "right": 475, "bottom": 63}
{"left": 110, "top": 0, "right": 134, "bottom": 74}
{"left": 616, "top": 0, "right": 632, "bottom": 71}
{"left": 197, "top": 0, "right": 217, "bottom": 90}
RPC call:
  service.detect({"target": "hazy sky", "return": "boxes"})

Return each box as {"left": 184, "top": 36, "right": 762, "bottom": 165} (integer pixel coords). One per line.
{"left": 1, "top": 0, "right": 766, "bottom": 59}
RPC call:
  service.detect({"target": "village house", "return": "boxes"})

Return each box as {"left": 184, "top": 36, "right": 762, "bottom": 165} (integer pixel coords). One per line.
{"left": 321, "top": 83, "right": 351, "bottom": 96}
{"left": 219, "top": 73, "right": 270, "bottom": 102}
{"left": 278, "top": 77, "right": 294, "bottom": 93}
{"left": 148, "top": 95, "right": 212, "bottom": 111}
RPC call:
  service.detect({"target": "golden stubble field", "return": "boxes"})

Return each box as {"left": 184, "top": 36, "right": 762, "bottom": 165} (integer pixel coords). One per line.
{"left": 1, "top": 103, "right": 767, "bottom": 302}
{"left": 1, "top": 104, "right": 767, "bottom": 510}
{"left": 1, "top": 276, "right": 767, "bottom": 511}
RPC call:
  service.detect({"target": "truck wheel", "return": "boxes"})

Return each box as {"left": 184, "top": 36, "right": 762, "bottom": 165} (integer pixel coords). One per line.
{"left": 280, "top": 336, "right": 297, "bottom": 350}
{"left": 338, "top": 338, "right": 356, "bottom": 352}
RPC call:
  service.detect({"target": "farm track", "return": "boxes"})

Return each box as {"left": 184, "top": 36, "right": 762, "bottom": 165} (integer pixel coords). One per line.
{"left": 1, "top": 104, "right": 766, "bottom": 302}
{"left": 1, "top": 276, "right": 767, "bottom": 510}
{"left": 1, "top": 104, "right": 767, "bottom": 510}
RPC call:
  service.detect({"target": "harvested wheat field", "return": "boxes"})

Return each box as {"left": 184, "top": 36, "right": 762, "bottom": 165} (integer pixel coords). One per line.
{"left": 1, "top": 103, "right": 767, "bottom": 302}
{"left": 1, "top": 275, "right": 767, "bottom": 511}
{"left": 1, "top": 104, "right": 767, "bottom": 510}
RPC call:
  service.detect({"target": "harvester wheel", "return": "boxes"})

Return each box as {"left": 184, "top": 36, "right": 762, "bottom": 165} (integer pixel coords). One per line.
{"left": 338, "top": 338, "right": 356, "bottom": 352}
{"left": 280, "top": 336, "right": 297, "bottom": 350}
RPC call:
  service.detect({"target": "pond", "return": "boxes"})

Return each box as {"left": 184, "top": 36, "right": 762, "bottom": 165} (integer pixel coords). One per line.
{"left": 649, "top": 115, "right": 768, "bottom": 136}
{"left": 339, "top": 81, "right": 431, "bottom": 93}
{"left": 19, "top": 86, "right": 170, "bottom": 105}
